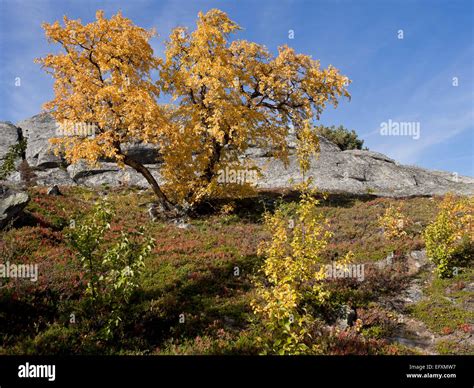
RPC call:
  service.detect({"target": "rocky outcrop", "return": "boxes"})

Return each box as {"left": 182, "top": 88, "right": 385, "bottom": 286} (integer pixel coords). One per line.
{"left": 0, "top": 185, "right": 29, "bottom": 229}
{"left": 0, "top": 122, "right": 22, "bottom": 162}
{"left": 66, "top": 161, "right": 162, "bottom": 187}
{"left": 17, "top": 113, "right": 64, "bottom": 169}
{"left": 251, "top": 138, "right": 474, "bottom": 196}
{"left": 1, "top": 113, "right": 473, "bottom": 197}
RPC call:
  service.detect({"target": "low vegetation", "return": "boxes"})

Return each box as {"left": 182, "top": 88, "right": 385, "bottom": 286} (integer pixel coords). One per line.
{"left": 1, "top": 183, "right": 470, "bottom": 355}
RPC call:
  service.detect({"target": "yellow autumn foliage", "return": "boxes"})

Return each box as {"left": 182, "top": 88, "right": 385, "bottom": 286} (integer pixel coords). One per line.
{"left": 251, "top": 129, "right": 345, "bottom": 354}
{"left": 424, "top": 194, "right": 473, "bottom": 278}
{"left": 37, "top": 9, "right": 350, "bottom": 208}
{"left": 378, "top": 204, "right": 410, "bottom": 240}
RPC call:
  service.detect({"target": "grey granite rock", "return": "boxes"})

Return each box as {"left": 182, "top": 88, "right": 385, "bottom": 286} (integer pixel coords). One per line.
{"left": 0, "top": 121, "right": 21, "bottom": 161}
{"left": 2, "top": 113, "right": 473, "bottom": 197}
{"left": 47, "top": 185, "right": 62, "bottom": 196}
{"left": 34, "top": 168, "right": 75, "bottom": 187}
{"left": 16, "top": 113, "right": 63, "bottom": 169}
{"left": 252, "top": 141, "right": 474, "bottom": 197}
{"left": 0, "top": 185, "right": 29, "bottom": 229}
{"left": 67, "top": 161, "right": 162, "bottom": 188}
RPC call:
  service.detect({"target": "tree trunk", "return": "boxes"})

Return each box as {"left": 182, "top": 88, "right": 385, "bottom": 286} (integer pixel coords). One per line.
{"left": 122, "top": 155, "right": 173, "bottom": 211}
{"left": 184, "top": 138, "right": 223, "bottom": 204}
{"left": 203, "top": 139, "right": 223, "bottom": 182}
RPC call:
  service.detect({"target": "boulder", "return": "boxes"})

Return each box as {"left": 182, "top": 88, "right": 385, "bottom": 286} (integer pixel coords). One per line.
{"left": 120, "top": 142, "right": 162, "bottom": 164}
{"left": 34, "top": 168, "right": 75, "bottom": 187}
{"left": 16, "top": 113, "right": 162, "bottom": 169}
{"left": 0, "top": 185, "right": 29, "bottom": 229}
{"left": 16, "top": 113, "right": 63, "bottom": 169}
{"left": 67, "top": 161, "right": 162, "bottom": 188}
{"left": 47, "top": 185, "right": 62, "bottom": 196}
{"left": 334, "top": 304, "right": 358, "bottom": 330}
{"left": 0, "top": 121, "right": 22, "bottom": 161}
{"left": 405, "top": 250, "right": 429, "bottom": 276}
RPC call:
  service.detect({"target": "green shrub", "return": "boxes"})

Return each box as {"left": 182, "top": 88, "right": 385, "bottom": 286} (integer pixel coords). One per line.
{"left": 31, "top": 324, "right": 81, "bottom": 355}
{"left": 315, "top": 125, "right": 366, "bottom": 150}
{"left": 67, "top": 200, "right": 155, "bottom": 340}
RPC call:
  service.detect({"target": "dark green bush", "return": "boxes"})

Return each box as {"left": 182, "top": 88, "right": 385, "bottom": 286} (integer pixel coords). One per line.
{"left": 315, "top": 125, "right": 366, "bottom": 151}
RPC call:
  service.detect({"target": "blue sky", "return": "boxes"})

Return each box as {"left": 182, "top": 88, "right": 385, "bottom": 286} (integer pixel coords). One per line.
{"left": 0, "top": 0, "right": 472, "bottom": 176}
